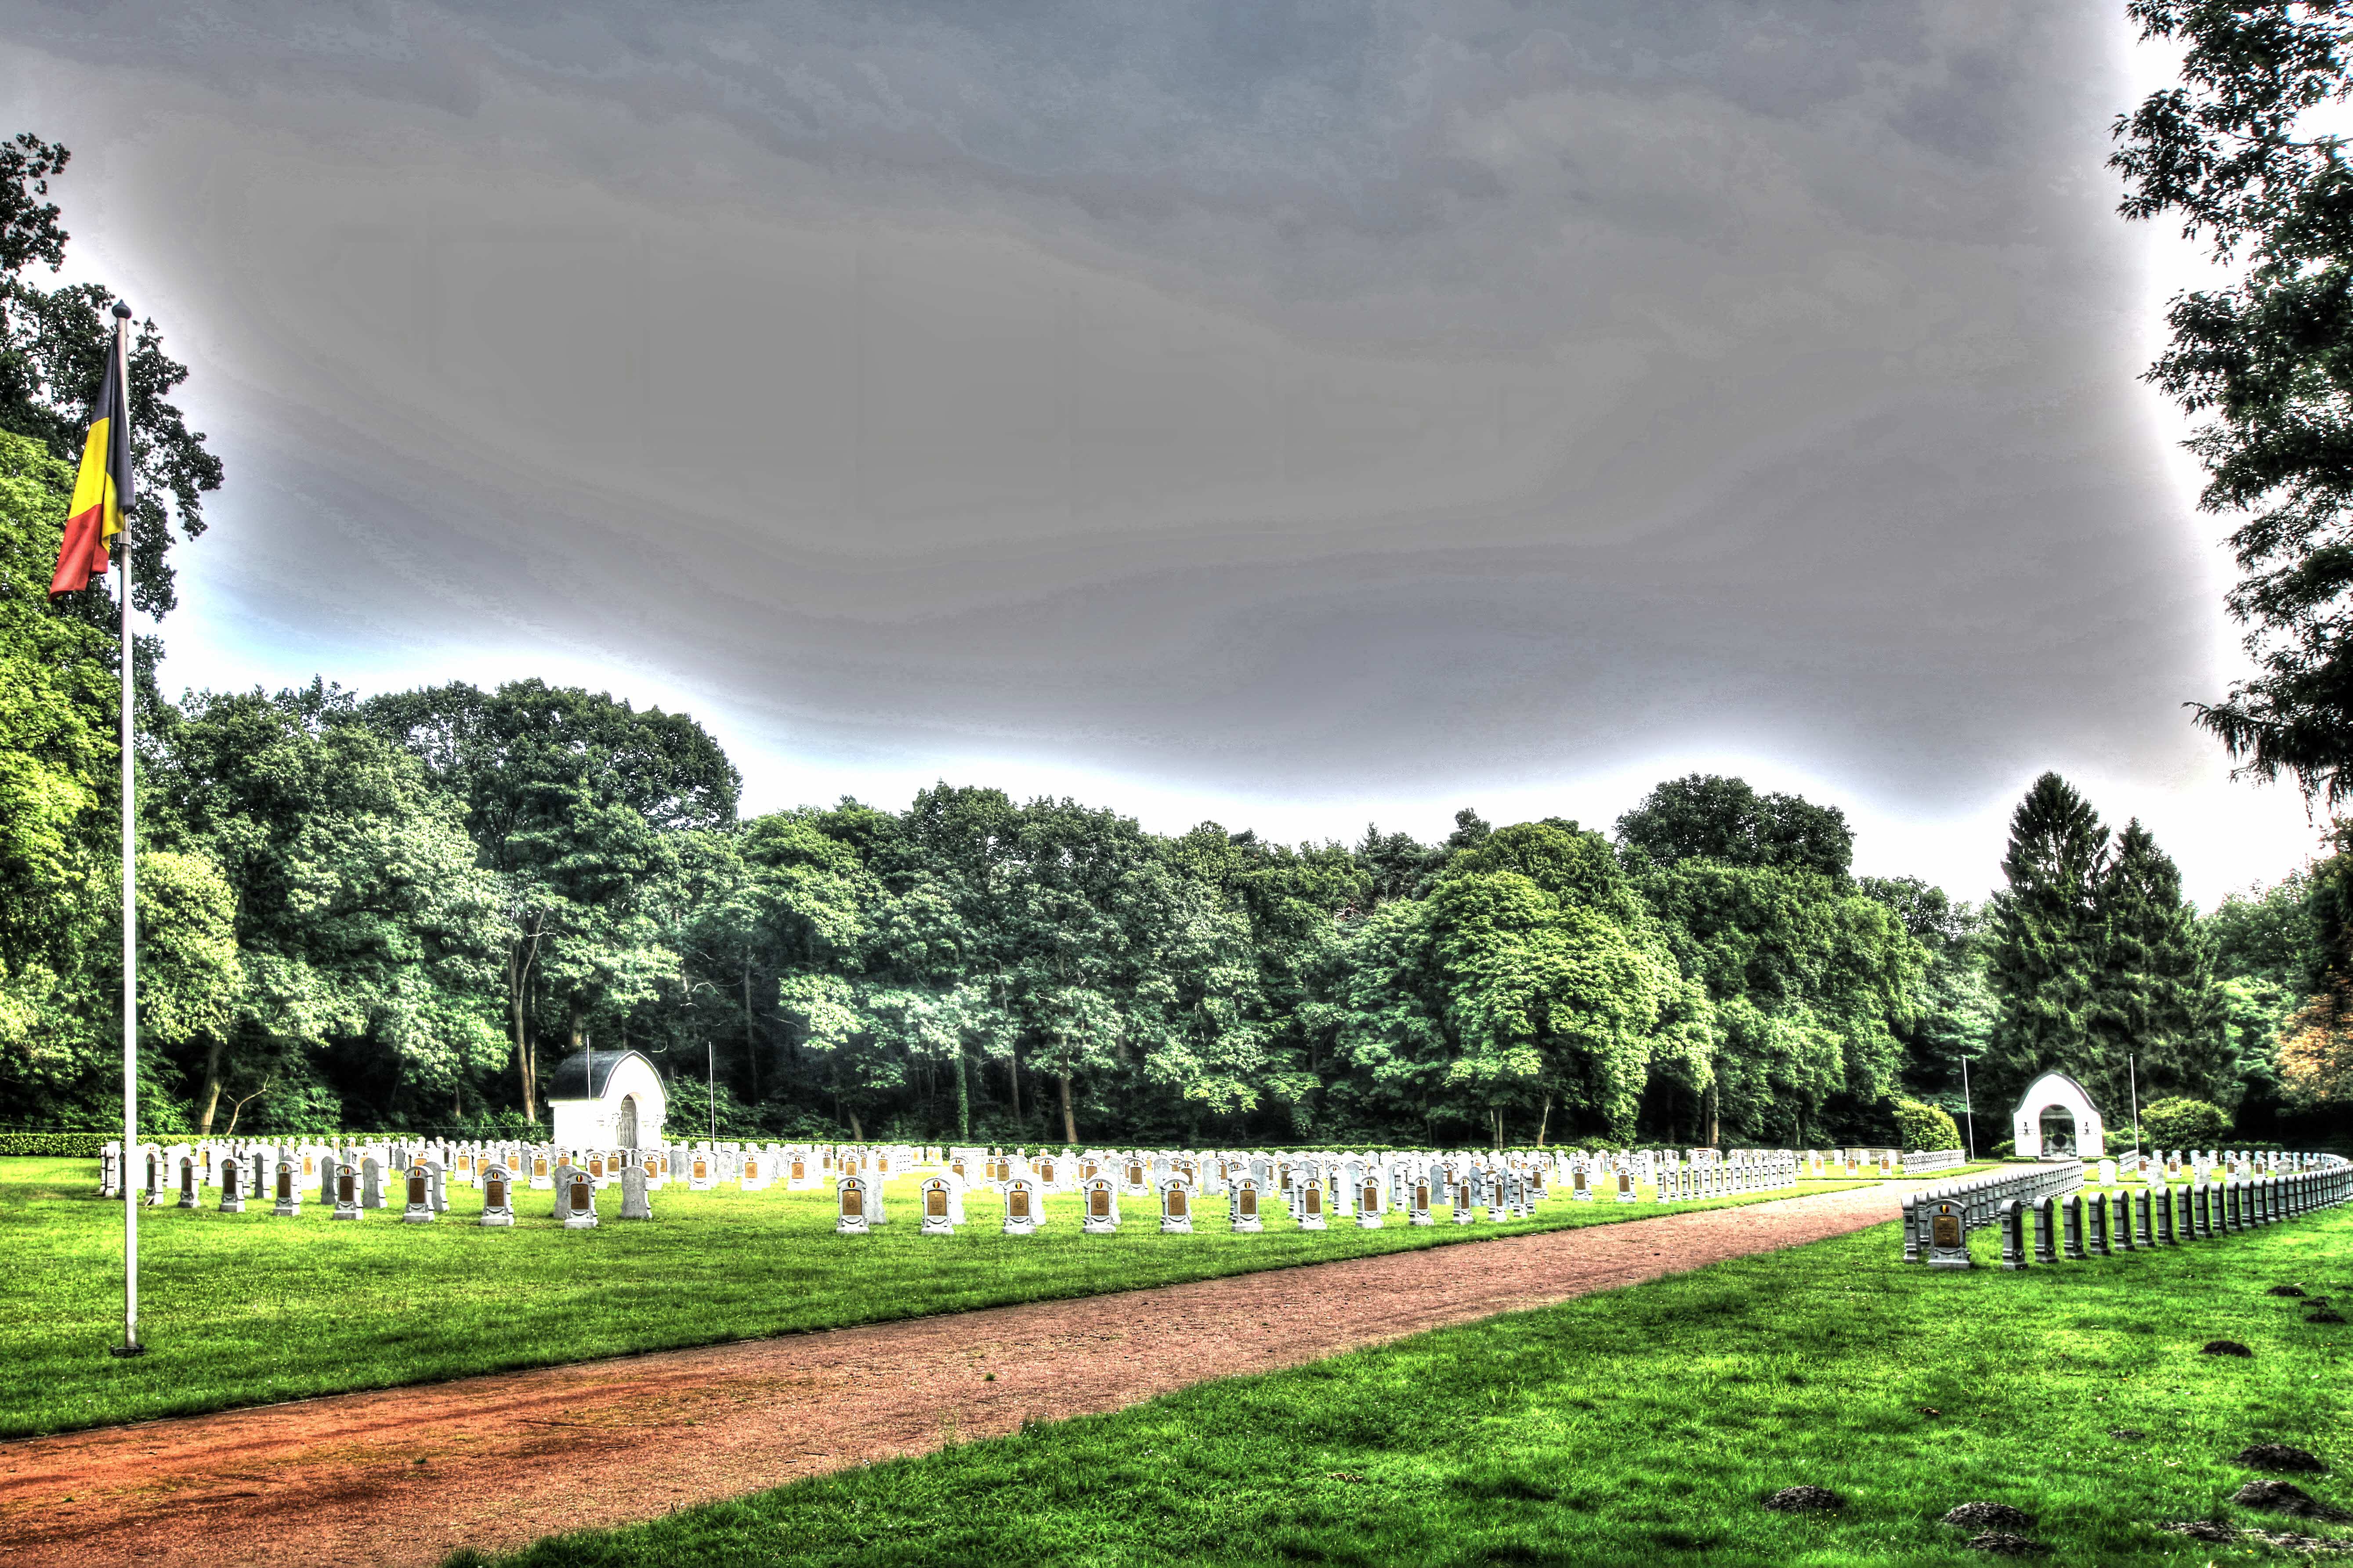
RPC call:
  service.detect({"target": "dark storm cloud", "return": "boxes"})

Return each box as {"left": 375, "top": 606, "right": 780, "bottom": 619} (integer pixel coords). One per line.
{"left": 0, "top": 0, "right": 2303, "bottom": 894}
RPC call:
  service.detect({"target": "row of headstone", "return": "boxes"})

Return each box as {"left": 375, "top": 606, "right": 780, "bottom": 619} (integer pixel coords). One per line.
{"left": 2090, "top": 1149, "right": 2320, "bottom": 1187}
{"left": 844, "top": 1158, "right": 1591, "bottom": 1236}
{"left": 1986, "top": 1164, "right": 2353, "bottom": 1269}
{"left": 108, "top": 1137, "right": 1807, "bottom": 1207}
{"left": 1904, "top": 1154, "right": 2353, "bottom": 1268}
{"left": 103, "top": 1137, "right": 1824, "bottom": 1239}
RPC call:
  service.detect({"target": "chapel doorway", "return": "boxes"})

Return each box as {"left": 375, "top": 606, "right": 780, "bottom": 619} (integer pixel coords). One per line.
{"left": 2038, "top": 1105, "right": 2075, "bottom": 1156}
{"left": 618, "top": 1094, "right": 639, "bottom": 1150}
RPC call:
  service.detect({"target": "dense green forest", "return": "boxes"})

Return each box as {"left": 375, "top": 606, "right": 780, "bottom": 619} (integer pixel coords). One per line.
{"left": 0, "top": 131, "right": 2342, "bottom": 1150}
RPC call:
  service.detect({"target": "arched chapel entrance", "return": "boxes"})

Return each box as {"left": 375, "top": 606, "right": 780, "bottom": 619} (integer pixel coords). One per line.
{"left": 618, "top": 1094, "right": 638, "bottom": 1150}
{"left": 2010, "top": 1071, "right": 2105, "bottom": 1159}
{"left": 2038, "top": 1105, "right": 2077, "bottom": 1155}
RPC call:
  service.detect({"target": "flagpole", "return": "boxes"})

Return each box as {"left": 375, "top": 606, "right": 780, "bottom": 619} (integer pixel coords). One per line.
{"left": 111, "top": 301, "right": 142, "bottom": 1359}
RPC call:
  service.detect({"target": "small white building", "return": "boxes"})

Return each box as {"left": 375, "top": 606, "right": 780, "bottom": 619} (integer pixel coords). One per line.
{"left": 2011, "top": 1069, "right": 2104, "bottom": 1160}
{"left": 547, "top": 1049, "right": 666, "bottom": 1150}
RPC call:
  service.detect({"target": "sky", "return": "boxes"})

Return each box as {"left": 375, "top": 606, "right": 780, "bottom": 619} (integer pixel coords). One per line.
{"left": 0, "top": 0, "right": 2324, "bottom": 905}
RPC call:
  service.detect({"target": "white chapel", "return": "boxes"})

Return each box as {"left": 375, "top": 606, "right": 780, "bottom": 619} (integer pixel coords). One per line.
{"left": 546, "top": 1048, "right": 667, "bottom": 1150}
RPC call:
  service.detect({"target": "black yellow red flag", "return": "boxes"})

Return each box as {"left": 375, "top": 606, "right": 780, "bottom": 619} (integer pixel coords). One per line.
{"left": 49, "top": 314, "right": 134, "bottom": 596}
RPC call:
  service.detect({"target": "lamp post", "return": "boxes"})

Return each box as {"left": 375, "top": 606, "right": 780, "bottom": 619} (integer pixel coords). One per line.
{"left": 1959, "top": 1054, "right": 1976, "bottom": 1163}
{"left": 675, "top": 971, "right": 721, "bottom": 1144}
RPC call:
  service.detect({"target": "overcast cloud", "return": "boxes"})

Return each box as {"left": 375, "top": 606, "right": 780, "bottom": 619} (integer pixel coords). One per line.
{"left": 0, "top": 0, "right": 2317, "bottom": 901}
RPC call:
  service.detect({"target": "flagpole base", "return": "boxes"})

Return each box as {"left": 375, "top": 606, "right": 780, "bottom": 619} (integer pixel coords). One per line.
{"left": 109, "top": 1341, "right": 146, "bottom": 1358}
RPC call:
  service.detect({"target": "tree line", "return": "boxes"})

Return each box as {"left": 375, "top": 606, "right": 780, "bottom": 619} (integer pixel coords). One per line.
{"left": 0, "top": 123, "right": 2344, "bottom": 1149}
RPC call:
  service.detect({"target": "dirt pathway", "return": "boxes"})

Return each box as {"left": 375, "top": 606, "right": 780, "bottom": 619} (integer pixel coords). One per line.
{"left": 1, "top": 1182, "right": 1909, "bottom": 1567}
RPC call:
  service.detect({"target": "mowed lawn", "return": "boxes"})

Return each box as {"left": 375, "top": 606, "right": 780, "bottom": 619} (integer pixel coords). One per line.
{"left": 484, "top": 1206, "right": 2353, "bottom": 1568}
{"left": 0, "top": 1157, "right": 1869, "bottom": 1438}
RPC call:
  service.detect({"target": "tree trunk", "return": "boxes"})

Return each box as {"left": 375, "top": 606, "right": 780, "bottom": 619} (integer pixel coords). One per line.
{"left": 1058, "top": 1072, "right": 1076, "bottom": 1146}
{"left": 510, "top": 922, "right": 541, "bottom": 1125}
{"left": 1008, "top": 1048, "right": 1022, "bottom": 1128}
{"left": 1705, "top": 1082, "right": 1719, "bottom": 1150}
{"left": 1491, "top": 1106, "right": 1503, "bottom": 1151}
{"left": 742, "top": 961, "right": 760, "bottom": 1106}
{"left": 846, "top": 1105, "right": 864, "bottom": 1141}
{"left": 954, "top": 1044, "right": 971, "bottom": 1141}
{"left": 1534, "top": 1091, "right": 1552, "bottom": 1149}
{"left": 195, "top": 1034, "right": 227, "bottom": 1135}
{"left": 513, "top": 983, "right": 534, "bottom": 1125}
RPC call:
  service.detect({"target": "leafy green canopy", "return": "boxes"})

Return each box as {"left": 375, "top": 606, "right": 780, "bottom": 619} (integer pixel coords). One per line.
{"left": 0, "top": 133, "right": 219, "bottom": 620}
{"left": 1984, "top": 773, "right": 2228, "bottom": 1120}
{"left": 2114, "top": 2, "right": 2353, "bottom": 803}
{"left": 1615, "top": 773, "right": 1854, "bottom": 880}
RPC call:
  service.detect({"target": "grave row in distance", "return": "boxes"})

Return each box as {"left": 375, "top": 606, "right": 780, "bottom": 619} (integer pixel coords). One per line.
{"left": 96, "top": 1138, "right": 1895, "bottom": 1232}
{"left": 1902, "top": 1153, "right": 2352, "bottom": 1269}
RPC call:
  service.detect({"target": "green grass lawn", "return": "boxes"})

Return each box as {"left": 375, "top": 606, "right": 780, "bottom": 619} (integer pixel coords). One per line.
{"left": 481, "top": 1205, "right": 2353, "bottom": 1568}
{"left": 0, "top": 1158, "right": 1868, "bottom": 1439}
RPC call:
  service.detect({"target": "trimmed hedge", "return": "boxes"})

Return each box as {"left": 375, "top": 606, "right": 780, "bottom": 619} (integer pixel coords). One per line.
{"left": 1890, "top": 1097, "right": 1961, "bottom": 1153}
{"left": 2140, "top": 1096, "right": 2230, "bottom": 1148}
{"left": 0, "top": 1132, "right": 111, "bottom": 1158}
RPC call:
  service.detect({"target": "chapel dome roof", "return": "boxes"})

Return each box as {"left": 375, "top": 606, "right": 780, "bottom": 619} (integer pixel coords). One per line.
{"left": 545, "top": 1048, "right": 656, "bottom": 1103}
{"left": 2009, "top": 1069, "right": 2103, "bottom": 1118}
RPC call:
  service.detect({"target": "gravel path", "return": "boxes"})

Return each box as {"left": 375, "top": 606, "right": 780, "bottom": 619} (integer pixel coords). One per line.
{"left": 1, "top": 1182, "right": 1908, "bottom": 1567}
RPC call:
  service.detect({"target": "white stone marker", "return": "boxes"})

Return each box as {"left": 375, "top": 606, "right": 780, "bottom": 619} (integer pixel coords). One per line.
{"left": 562, "top": 1168, "right": 598, "bottom": 1230}
{"left": 835, "top": 1175, "right": 871, "bottom": 1235}
{"left": 1002, "top": 1177, "right": 1040, "bottom": 1236}
{"left": 332, "top": 1161, "right": 362, "bottom": 1221}
{"left": 1230, "top": 1175, "right": 1265, "bottom": 1234}
{"left": 1160, "top": 1178, "right": 1195, "bottom": 1235}
{"left": 402, "top": 1162, "right": 435, "bottom": 1224}
{"left": 481, "top": 1163, "right": 515, "bottom": 1227}
{"left": 920, "top": 1176, "right": 957, "bottom": 1236}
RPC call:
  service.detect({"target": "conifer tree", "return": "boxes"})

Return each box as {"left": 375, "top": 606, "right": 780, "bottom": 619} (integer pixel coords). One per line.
{"left": 2090, "top": 820, "right": 2226, "bottom": 1110}
{"left": 1986, "top": 773, "right": 2107, "bottom": 1107}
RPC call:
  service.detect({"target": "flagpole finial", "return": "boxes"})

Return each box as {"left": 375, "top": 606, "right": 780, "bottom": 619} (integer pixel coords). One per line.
{"left": 112, "top": 300, "right": 130, "bottom": 319}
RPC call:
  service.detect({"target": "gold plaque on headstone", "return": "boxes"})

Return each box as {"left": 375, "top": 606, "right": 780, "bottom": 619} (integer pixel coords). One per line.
{"left": 1931, "top": 1212, "right": 1962, "bottom": 1249}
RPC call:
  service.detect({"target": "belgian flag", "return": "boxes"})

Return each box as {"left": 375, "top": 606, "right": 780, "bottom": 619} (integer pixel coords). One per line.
{"left": 49, "top": 310, "right": 134, "bottom": 596}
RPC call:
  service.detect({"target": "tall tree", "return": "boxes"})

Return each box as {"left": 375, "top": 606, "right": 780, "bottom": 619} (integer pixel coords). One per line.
{"left": 2113, "top": 3, "right": 2353, "bottom": 801}
{"left": 1985, "top": 773, "right": 2109, "bottom": 1107}
{"left": 1616, "top": 773, "right": 1854, "bottom": 880}
{"left": 151, "top": 685, "right": 507, "bottom": 1132}
{"left": 361, "top": 680, "right": 738, "bottom": 1121}
{"left": 1640, "top": 858, "right": 1920, "bottom": 1146}
{"left": 2090, "top": 819, "right": 2228, "bottom": 1105}
{"left": 2274, "top": 824, "right": 2353, "bottom": 1106}
{"left": 0, "top": 132, "right": 221, "bottom": 621}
